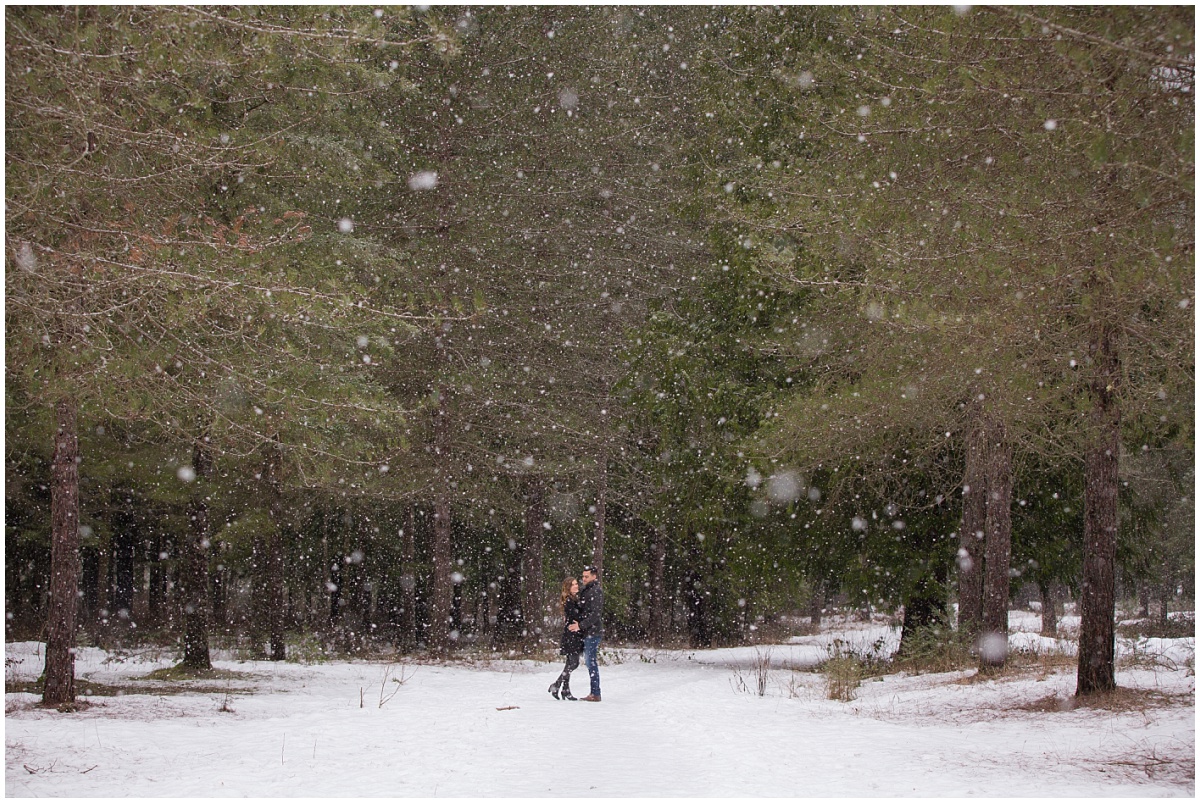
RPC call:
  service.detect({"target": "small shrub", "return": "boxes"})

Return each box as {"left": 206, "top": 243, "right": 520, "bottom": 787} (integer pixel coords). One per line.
{"left": 820, "top": 639, "right": 880, "bottom": 701}
{"left": 823, "top": 653, "right": 863, "bottom": 702}
{"left": 892, "top": 626, "right": 974, "bottom": 674}
{"left": 376, "top": 663, "right": 413, "bottom": 708}
{"left": 785, "top": 670, "right": 806, "bottom": 699}
{"left": 728, "top": 649, "right": 775, "bottom": 697}
{"left": 286, "top": 633, "right": 333, "bottom": 665}
{"left": 752, "top": 648, "right": 771, "bottom": 697}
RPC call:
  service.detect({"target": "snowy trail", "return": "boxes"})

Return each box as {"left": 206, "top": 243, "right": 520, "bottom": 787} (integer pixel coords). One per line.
{"left": 5, "top": 638, "right": 1194, "bottom": 797}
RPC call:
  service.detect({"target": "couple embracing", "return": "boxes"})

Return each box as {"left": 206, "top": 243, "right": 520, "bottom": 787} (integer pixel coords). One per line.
{"left": 548, "top": 566, "right": 603, "bottom": 702}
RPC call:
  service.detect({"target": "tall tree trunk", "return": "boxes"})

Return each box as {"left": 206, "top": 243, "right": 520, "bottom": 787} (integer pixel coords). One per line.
{"left": 647, "top": 524, "right": 667, "bottom": 645}
{"left": 259, "top": 437, "right": 287, "bottom": 661}
{"left": 398, "top": 506, "right": 418, "bottom": 652}
{"left": 210, "top": 559, "right": 227, "bottom": 633}
{"left": 1157, "top": 557, "right": 1172, "bottom": 628}
{"left": 429, "top": 388, "right": 454, "bottom": 652}
{"left": 684, "top": 569, "right": 710, "bottom": 648}
{"left": 683, "top": 535, "right": 710, "bottom": 648}
{"left": 109, "top": 498, "right": 137, "bottom": 624}
{"left": 957, "top": 415, "right": 987, "bottom": 636}
{"left": 1137, "top": 581, "right": 1151, "bottom": 618}
{"left": 345, "top": 524, "right": 370, "bottom": 653}
{"left": 521, "top": 477, "right": 546, "bottom": 647}
{"left": 146, "top": 529, "right": 165, "bottom": 628}
{"left": 592, "top": 451, "right": 607, "bottom": 576}
{"left": 179, "top": 434, "right": 213, "bottom": 670}
{"left": 43, "top": 397, "right": 81, "bottom": 708}
{"left": 1041, "top": 578, "right": 1060, "bottom": 633}
{"left": 809, "top": 579, "right": 824, "bottom": 629}
{"left": 1039, "top": 579, "right": 1059, "bottom": 637}
{"left": 328, "top": 559, "right": 343, "bottom": 626}
{"left": 980, "top": 417, "right": 1013, "bottom": 668}
{"left": 496, "top": 539, "right": 524, "bottom": 644}
{"left": 1077, "top": 328, "right": 1121, "bottom": 695}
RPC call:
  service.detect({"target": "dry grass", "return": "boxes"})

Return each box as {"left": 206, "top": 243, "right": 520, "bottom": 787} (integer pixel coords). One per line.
{"left": 1075, "top": 686, "right": 1194, "bottom": 712}
{"left": 1100, "top": 750, "right": 1195, "bottom": 784}
{"left": 888, "top": 626, "right": 976, "bottom": 675}
{"left": 6, "top": 667, "right": 257, "bottom": 700}
{"left": 1008, "top": 647, "right": 1077, "bottom": 677}
{"left": 1017, "top": 686, "right": 1192, "bottom": 714}
{"left": 823, "top": 655, "right": 863, "bottom": 701}
{"left": 7, "top": 678, "right": 130, "bottom": 698}
{"left": 954, "top": 647, "right": 1077, "bottom": 685}
{"left": 1015, "top": 693, "right": 1081, "bottom": 713}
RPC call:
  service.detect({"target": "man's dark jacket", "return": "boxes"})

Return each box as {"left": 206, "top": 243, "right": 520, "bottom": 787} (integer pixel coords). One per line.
{"left": 578, "top": 580, "right": 604, "bottom": 639}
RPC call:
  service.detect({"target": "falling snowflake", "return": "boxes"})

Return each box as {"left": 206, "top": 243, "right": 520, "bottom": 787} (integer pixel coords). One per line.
{"left": 408, "top": 171, "right": 439, "bottom": 191}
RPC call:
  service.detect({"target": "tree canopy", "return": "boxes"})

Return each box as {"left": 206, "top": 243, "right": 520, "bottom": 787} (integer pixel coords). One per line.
{"left": 5, "top": 6, "right": 1193, "bottom": 701}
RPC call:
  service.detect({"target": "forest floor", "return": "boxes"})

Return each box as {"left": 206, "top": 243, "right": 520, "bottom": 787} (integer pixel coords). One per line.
{"left": 5, "top": 612, "right": 1194, "bottom": 797}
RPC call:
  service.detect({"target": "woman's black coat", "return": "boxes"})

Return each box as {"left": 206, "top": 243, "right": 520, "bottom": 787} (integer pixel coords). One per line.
{"left": 559, "top": 597, "right": 585, "bottom": 655}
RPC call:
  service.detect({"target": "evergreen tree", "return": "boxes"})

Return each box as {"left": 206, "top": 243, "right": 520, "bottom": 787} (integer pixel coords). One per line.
{"left": 6, "top": 6, "right": 444, "bottom": 691}
{"left": 706, "top": 6, "right": 1192, "bottom": 685}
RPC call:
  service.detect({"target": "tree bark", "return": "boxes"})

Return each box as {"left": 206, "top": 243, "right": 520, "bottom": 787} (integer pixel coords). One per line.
{"left": 1157, "top": 560, "right": 1172, "bottom": 628}
{"left": 146, "top": 529, "right": 165, "bottom": 628}
{"left": 809, "top": 579, "right": 824, "bottom": 630}
{"left": 592, "top": 451, "right": 607, "bottom": 577}
{"left": 647, "top": 524, "right": 667, "bottom": 645}
{"left": 980, "top": 417, "right": 1013, "bottom": 668}
{"left": 179, "top": 434, "right": 213, "bottom": 670}
{"left": 683, "top": 535, "right": 710, "bottom": 648}
{"left": 259, "top": 437, "right": 287, "bottom": 661}
{"left": 496, "top": 540, "right": 524, "bottom": 644}
{"left": 108, "top": 498, "right": 137, "bottom": 624}
{"left": 957, "top": 416, "right": 987, "bottom": 636}
{"left": 210, "top": 557, "right": 228, "bottom": 631}
{"left": 398, "top": 506, "right": 418, "bottom": 652}
{"left": 429, "top": 387, "right": 454, "bottom": 652}
{"left": 329, "top": 559, "right": 344, "bottom": 631}
{"left": 1137, "top": 581, "right": 1151, "bottom": 618}
{"left": 1077, "top": 328, "right": 1121, "bottom": 695}
{"left": 43, "top": 397, "right": 81, "bottom": 707}
{"left": 521, "top": 476, "right": 546, "bottom": 647}
{"left": 1039, "top": 579, "right": 1059, "bottom": 637}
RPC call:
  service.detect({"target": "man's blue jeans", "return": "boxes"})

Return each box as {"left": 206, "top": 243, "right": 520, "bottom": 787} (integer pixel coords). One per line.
{"left": 583, "top": 635, "right": 602, "bottom": 697}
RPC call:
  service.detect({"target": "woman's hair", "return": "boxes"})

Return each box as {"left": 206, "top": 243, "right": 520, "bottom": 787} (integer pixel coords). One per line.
{"left": 559, "top": 577, "right": 578, "bottom": 610}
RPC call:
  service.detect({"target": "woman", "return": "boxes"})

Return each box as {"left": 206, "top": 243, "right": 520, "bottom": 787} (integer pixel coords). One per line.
{"left": 548, "top": 576, "right": 584, "bottom": 700}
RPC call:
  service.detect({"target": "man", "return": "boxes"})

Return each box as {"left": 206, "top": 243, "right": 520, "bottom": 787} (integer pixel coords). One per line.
{"left": 569, "top": 565, "right": 603, "bottom": 701}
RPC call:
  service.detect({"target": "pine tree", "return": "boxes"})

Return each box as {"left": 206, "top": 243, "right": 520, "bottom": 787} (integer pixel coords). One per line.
{"left": 6, "top": 6, "right": 445, "bottom": 693}
{"left": 705, "top": 6, "right": 1193, "bottom": 683}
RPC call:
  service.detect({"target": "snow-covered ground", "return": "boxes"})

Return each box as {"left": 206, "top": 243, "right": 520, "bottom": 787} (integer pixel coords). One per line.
{"left": 6, "top": 612, "right": 1194, "bottom": 797}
